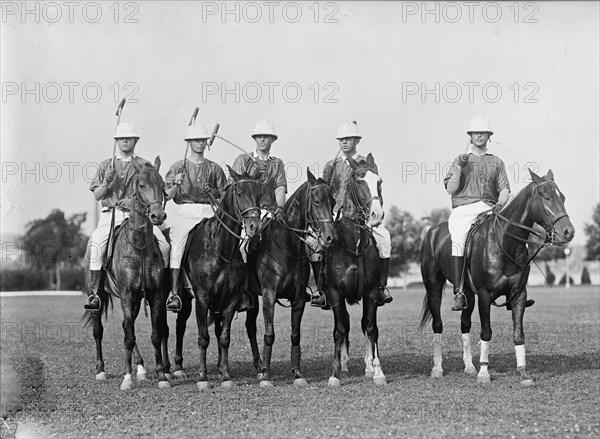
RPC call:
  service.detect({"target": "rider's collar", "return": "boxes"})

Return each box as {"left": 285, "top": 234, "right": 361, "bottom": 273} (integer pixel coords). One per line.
{"left": 115, "top": 153, "right": 137, "bottom": 162}
{"left": 343, "top": 152, "right": 359, "bottom": 163}
{"left": 470, "top": 146, "right": 490, "bottom": 156}
{"left": 252, "top": 151, "right": 274, "bottom": 161}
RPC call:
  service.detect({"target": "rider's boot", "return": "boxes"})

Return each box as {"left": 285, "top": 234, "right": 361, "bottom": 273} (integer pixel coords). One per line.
{"left": 166, "top": 268, "right": 182, "bottom": 313}
{"left": 373, "top": 258, "right": 393, "bottom": 306}
{"left": 84, "top": 270, "right": 102, "bottom": 311}
{"left": 310, "top": 259, "right": 329, "bottom": 309}
{"left": 451, "top": 256, "right": 467, "bottom": 311}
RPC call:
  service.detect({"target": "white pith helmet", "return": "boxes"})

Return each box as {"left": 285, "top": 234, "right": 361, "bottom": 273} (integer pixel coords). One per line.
{"left": 114, "top": 122, "right": 140, "bottom": 139}
{"left": 185, "top": 124, "right": 210, "bottom": 140}
{"left": 336, "top": 122, "right": 361, "bottom": 140}
{"left": 467, "top": 117, "right": 493, "bottom": 136}
{"left": 251, "top": 121, "right": 278, "bottom": 139}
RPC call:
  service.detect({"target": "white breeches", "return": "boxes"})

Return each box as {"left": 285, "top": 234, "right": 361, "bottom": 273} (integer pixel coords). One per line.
{"left": 169, "top": 204, "right": 215, "bottom": 268}
{"left": 448, "top": 201, "right": 490, "bottom": 256}
{"left": 306, "top": 222, "right": 391, "bottom": 261}
{"left": 89, "top": 210, "right": 170, "bottom": 270}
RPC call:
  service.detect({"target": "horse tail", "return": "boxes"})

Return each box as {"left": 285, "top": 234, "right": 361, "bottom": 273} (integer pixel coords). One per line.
{"left": 81, "top": 289, "right": 113, "bottom": 328}
{"left": 420, "top": 292, "right": 433, "bottom": 330}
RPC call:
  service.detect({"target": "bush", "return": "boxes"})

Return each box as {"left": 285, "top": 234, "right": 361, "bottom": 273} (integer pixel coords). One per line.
{"left": 59, "top": 267, "right": 85, "bottom": 290}
{"left": 545, "top": 263, "right": 556, "bottom": 286}
{"left": 581, "top": 267, "right": 591, "bottom": 285}
{"left": 558, "top": 274, "right": 575, "bottom": 286}
{"left": 0, "top": 268, "right": 48, "bottom": 291}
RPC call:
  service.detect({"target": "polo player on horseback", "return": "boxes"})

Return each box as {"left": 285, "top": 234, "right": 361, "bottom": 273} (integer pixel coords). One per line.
{"left": 310, "top": 122, "right": 393, "bottom": 308}
{"left": 444, "top": 117, "right": 511, "bottom": 311}
{"left": 231, "top": 121, "right": 287, "bottom": 260}
{"left": 164, "top": 123, "right": 228, "bottom": 313}
{"left": 84, "top": 122, "right": 170, "bottom": 310}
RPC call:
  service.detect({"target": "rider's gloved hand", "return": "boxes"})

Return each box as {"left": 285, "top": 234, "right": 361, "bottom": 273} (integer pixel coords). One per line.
{"left": 492, "top": 203, "right": 504, "bottom": 214}
{"left": 104, "top": 167, "right": 116, "bottom": 185}
{"left": 457, "top": 154, "right": 469, "bottom": 168}
{"left": 116, "top": 198, "right": 133, "bottom": 212}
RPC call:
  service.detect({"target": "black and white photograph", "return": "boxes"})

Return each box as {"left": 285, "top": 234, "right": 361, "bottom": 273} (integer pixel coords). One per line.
{"left": 1, "top": 1, "right": 599, "bottom": 437}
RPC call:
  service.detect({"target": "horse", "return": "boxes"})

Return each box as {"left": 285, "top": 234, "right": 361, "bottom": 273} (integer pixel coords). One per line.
{"left": 244, "top": 169, "right": 337, "bottom": 387}
{"left": 420, "top": 169, "right": 574, "bottom": 386}
{"left": 172, "top": 168, "right": 262, "bottom": 390}
{"left": 83, "top": 157, "right": 171, "bottom": 390}
{"left": 321, "top": 154, "right": 388, "bottom": 386}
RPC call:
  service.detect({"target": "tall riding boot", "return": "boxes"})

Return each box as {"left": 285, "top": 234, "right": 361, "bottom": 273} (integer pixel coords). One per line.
{"left": 451, "top": 256, "right": 467, "bottom": 311}
{"left": 373, "top": 258, "right": 393, "bottom": 306}
{"left": 310, "top": 259, "right": 329, "bottom": 309}
{"left": 84, "top": 270, "right": 102, "bottom": 311}
{"left": 166, "top": 268, "right": 182, "bottom": 313}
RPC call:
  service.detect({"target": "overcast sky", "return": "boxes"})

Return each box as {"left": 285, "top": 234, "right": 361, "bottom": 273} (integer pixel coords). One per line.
{"left": 1, "top": 1, "right": 598, "bottom": 244}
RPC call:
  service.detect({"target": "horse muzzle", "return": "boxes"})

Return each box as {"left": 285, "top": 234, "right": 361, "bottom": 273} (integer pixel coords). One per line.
{"left": 243, "top": 210, "right": 261, "bottom": 238}
{"left": 551, "top": 217, "right": 575, "bottom": 245}
{"left": 149, "top": 208, "right": 167, "bottom": 226}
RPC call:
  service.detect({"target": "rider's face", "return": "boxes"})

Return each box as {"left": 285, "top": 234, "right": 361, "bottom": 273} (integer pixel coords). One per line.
{"left": 470, "top": 132, "right": 490, "bottom": 148}
{"left": 189, "top": 138, "right": 208, "bottom": 154}
{"left": 338, "top": 137, "right": 360, "bottom": 156}
{"left": 117, "top": 137, "right": 137, "bottom": 154}
{"left": 253, "top": 135, "right": 276, "bottom": 153}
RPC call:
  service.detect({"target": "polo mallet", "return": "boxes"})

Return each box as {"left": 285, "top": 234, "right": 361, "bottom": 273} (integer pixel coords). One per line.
{"left": 111, "top": 98, "right": 126, "bottom": 168}
{"left": 180, "top": 106, "right": 200, "bottom": 183}
{"left": 211, "top": 126, "right": 258, "bottom": 162}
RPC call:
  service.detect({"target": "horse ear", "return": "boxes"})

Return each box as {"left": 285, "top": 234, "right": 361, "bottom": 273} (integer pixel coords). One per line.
{"left": 366, "top": 153, "right": 375, "bottom": 167}
{"left": 154, "top": 156, "right": 161, "bottom": 172}
{"left": 546, "top": 169, "right": 555, "bottom": 181}
{"left": 528, "top": 168, "right": 542, "bottom": 183}
{"left": 307, "top": 167, "right": 317, "bottom": 184}
{"left": 227, "top": 165, "right": 241, "bottom": 182}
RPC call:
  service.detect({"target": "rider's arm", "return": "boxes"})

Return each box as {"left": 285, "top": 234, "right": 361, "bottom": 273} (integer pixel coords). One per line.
{"left": 497, "top": 188, "right": 510, "bottom": 207}
{"left": 164, "top": 162, "right": 183, "bottom": 201}
{"left": 275, "top": 186, "right": 286, "bottom": 208}
{"left": 90, "top": 161, "right": 112, "bottom": 201}
{"left": 444, "top": 164, "right": 462, "bottom": 195}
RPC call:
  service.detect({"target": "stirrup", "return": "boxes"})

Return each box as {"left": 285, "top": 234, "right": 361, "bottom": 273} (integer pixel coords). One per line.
{"left": 451, "top": 292, "right": 467, "bottom": 311}
{"left": 166, "top": 294, "right": 182, "bottom": 313}
{"left": 311, "top": 292, "right": 329, "bottom": 309}
{"left": 84, "top": 294, "right": 101, "bottom": 311}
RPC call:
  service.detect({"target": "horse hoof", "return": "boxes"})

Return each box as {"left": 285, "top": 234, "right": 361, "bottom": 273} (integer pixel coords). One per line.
{"left": 137, "top": 372, "right": 147, "bottom": 382}
{"left": 464, "top": 366, "right": 477, "bottom": 375}
{"left": 373, "top": 376, "right": 387, "bottom": 386}
{"left": 120, "top": 382, "right": 133, "bottom": 391}
{"left": 221, "top": 380, "right": 235, "bottom": 388}
{"left": 164, "top": 373, "right": 172, "bottom": 381}
{"left": 521, "top": 378, "right": 535, "bottom": 387}
{"left": 158, "top": 380, "right": 171, "bottom": 389}
{"left": 431, "top": 369, "right": 444, "bottom": 379}
{"left": 259, "top": 380, "right": 274, "bottom": 388}
{"left": 197, "top": 381, "right": 210, "bottom": 391}
{"left": 257, "top": 372, "right": 264, "bottom": 380}
{"left": 293, "top": 378, "right": 308, "bottom": 387}
{"left": 477, "top": 375, "right": 491, "bottom": 384}
{"left": 328, "top": 377, "right": 341, "bottom": 387}
{"left": 365, "top": 370, "right": 375, "bottom": 378}
{"left": 173, "top": 370, "right": 186, "bottom": 379}
{"left": 95, "top": 372, "right": 107, "bottom": 381}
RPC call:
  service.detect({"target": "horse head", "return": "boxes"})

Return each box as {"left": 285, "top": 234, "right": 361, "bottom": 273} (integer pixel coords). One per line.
{"left": 346, "top": 153, "right": 384, "bottom": 227}
{"left": 528, "top": 169, "right": 574, "bottom": 245}
{"left": 134, "top": 156, "right": 167, "bottom": 226}
{"left": 305, "top": 168, "right": 337, "bottom": 249}
{"left": 225, "top": 166, "right": 262, "bottom": 238}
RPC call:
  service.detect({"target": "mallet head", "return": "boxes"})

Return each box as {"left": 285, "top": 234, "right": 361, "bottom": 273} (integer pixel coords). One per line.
{"left": 209, "top": 123, "right": 220, "bottom": 147}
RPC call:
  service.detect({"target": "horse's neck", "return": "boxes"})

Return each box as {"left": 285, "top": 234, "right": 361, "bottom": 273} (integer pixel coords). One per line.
{"left": 282, "top": 192, "right": 305, "bottom": 230}
{"left": 338, "top": 197, "right": 366, "bottom": 248}
{"left": 217, "top": 193, "right": 242, "bottom": 237}
{"left": 125, "top": 207, "right": 151, "bottom": 243}
{"left": 494, "top": 186, "right": 535, "bottom": 251}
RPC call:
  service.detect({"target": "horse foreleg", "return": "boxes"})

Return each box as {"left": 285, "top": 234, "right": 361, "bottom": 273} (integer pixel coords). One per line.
{"left": 245, "top": 299, "right": 263, "bottom": 378}
{"left": 461, "top": 288, "right": 477, "bottom": 375}
{"left": 365, "top": 294, "right": 386, "bottom": 385}
{"left": 194, "top": 296, "right": 210, "bottom": 391}
{"left": 120, "top": 297, "right": 140, "bottom": 390}
{"left": 329, "top": 298, "right": 348, "bottom": 386}
{"left": 362, "top": 299, "right": 373, "bottom": 377}
{"left": 173, "top": 292, "right": 193, "bottom": 378}
{"left": 150, "top": 297, "right": 170, "bottom": 388}
{"left": 214, "top": 314, "right": 223, "bottom": 371}
{"left": 217, "top": 309, "right": 235, "bottom": 388}
{"left": 90, "top": 311, "right": 106, "bottom": 380}
{"left": 511, "top": 293, "right": 534, "bottom": 386}
{"left": 259, "top": 291, "right": 276, "bottom": 387}
{"left": 290, "top": 298, "right": 307, "bottom": 386}
{"left": 426, "top": 278, "right": 444, "bottom": 378}
{"left": 132, "top": 343, "right": 147, "bottom": 381}
{"left": 477, "top": 296, "right": 492, "bottom": 384}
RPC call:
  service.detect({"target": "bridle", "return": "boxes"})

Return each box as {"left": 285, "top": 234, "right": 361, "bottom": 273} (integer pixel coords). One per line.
{"left": 208, "top": 179, "right": 261, "bottom": 240}
{"left": 492, "top": 180, "right": 570, "bottom": 267}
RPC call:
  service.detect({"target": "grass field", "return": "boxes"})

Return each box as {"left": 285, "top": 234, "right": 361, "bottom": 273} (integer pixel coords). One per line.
{"left": 1, "top": 286, "right": 599, "bottom": 438}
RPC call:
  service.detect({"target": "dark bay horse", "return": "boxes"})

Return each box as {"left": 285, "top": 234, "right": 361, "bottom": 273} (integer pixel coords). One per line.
{"left": 420, "top": 169, "right": 574, "bottom": 386}
{"left": 245, "top": 169, "right": 337, "bottom": 387}
{"left": 322, "top": 154, "right": 388, "bottom": 386}
{"left": 174, "top": 168, "right": 261, "bottom": 390}
{"left": 84, "top": 157, "right": 171, "bottom": 390}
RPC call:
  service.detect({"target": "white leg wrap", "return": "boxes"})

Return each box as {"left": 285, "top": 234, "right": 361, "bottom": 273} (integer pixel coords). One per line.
{"left": 515, "top": 344, "right": 526, "bottom": 368}
{"left": 433, "top": 333, "right": 443, "bottom": 369}
{"left": 364, "top": 333, "right": 374, "bottom": 377}
{"left": 478, "top": 340, "right": 490, "bottom": 380}
{"left": 462, "top": 333, "right": 476, "bottom": 373}
{"left": 480, "top": 340, "right": 489, "bottom": 364}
